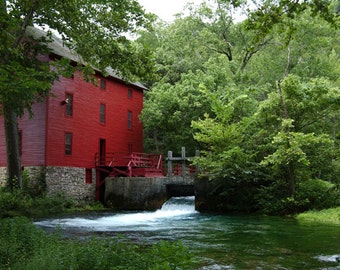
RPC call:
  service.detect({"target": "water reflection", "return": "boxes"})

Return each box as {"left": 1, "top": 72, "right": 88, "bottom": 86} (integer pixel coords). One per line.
{"left": 34, "top": 196, "right": 340, "bottom": 269}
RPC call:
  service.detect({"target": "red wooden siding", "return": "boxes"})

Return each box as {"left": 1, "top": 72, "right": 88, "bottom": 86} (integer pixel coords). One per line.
{"left": 0, "top": 102, "right": 47, "bottom": 166}
{"left": 0, "top": 70, "right": 144, "bottom": 169}
{"left": 44, "top": 71, "right": 144, "bottom": 168}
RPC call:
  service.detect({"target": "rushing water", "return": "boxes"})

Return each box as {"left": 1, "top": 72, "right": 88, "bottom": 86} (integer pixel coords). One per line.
{"left": 35, "top": 196, "right": 340, "bottom": 269}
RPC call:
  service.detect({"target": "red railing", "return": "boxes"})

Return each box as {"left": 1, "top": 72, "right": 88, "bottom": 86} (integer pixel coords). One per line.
{"left": 95, "top": 152, "right": 163, "bottom": 177}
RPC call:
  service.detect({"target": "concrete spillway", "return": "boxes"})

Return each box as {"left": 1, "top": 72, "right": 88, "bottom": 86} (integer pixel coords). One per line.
{"left": 104, "top": 176, "right": 194, "bottom": 210}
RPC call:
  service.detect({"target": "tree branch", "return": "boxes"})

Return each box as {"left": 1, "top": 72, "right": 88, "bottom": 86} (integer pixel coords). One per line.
{"left": 12, "top": 0, "right": 40, "bottom": 48}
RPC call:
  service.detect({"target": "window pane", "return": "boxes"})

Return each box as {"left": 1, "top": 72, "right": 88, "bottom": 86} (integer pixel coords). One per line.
{"left": 100, "top": 104, "right": 106, "bottom": 124}
{"left": 128, "top": 89, "right": 132, "bottom": 99}
{"left": 65, "top": 94, "right": 73, "bottom": 116}
{"left": 100, "top": 79, "right": 106, "bottom": 90}
{"left": 65, "top": 133, "right": 72, "bottom": 155}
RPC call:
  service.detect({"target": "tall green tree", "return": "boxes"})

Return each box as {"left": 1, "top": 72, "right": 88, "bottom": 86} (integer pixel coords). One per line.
{"left": 0, "top": 0, "right": 154, "bottom": 189}
{"left": 189, "top": 1, "right": 340, "bottom": 213}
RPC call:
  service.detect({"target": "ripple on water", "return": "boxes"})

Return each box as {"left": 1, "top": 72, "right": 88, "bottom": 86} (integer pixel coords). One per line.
{"left": 34, "top": 197, "right": 340, "bottom": 269}
{"left": 315, "top": 254, "right": 340, "bottom": 263}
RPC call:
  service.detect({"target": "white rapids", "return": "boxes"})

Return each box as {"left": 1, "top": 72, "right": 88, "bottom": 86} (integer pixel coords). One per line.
{"left": 34, "top": 196, "right": 198, "bottom": 232}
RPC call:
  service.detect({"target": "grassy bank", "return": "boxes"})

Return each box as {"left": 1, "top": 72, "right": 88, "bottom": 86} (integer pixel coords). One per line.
{"left": 0, "top": 188, "right": 197, "bottom": 269}
{"left": 0, "top": 187, "right": 104, "bottom": 218}
{"left": 0, "top": 216, "right": 196, "bottom": 270}
{"left": 296, "top": 207, "right": 340, "bottom": 225}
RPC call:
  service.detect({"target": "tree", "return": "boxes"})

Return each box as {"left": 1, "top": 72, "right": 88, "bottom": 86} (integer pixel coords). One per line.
{"left": 189, "top": 1, "right": 340, "bottom": 213}
{"left": 259, "top": 76, "right": 340, "bottom": 183}
{"left": 137, "top": 0, "right": 339, "bottom": 213}
{"left": 0, "top": 0, "right": 154, "bottom": 189}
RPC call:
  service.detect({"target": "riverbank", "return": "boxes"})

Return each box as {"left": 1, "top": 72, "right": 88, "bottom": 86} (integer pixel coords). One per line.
{"left": 296, "top": 207, "right": 340, "bottom": 225}
{"left": 0, "top": 216, "right": 195, "bottom": 270}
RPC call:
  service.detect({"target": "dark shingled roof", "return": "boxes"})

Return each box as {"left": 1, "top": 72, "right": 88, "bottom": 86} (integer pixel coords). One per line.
{"left": 26, "top": 26, "right": 147, "bottom": 90}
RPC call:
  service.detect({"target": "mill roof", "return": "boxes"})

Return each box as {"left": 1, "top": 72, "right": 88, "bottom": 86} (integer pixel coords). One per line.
{"left": 26, "top": 26, "right": 147, "bottom": 90}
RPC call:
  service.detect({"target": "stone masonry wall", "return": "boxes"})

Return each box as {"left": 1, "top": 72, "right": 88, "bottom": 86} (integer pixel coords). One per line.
{"left": 0, "top": 166, "right": 45, "bottom": 188}
{"left": 0, "top": 166, "right": 96, "bottom": 203}
{"left": 0, "top": 167, "right": 7, "bottom": 187}
{"left": 46, "top": 166, "right": 96, "bottom": 203}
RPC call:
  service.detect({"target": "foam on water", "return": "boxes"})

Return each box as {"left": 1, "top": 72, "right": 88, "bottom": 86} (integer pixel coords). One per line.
{"left": 34, "top": 196, "right": 198, "bottom": 231}
{"left": 315, "top": 255, "right": 340, "bottom": 263}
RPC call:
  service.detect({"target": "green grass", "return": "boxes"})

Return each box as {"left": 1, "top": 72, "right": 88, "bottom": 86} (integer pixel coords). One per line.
{"left": 296, "top": 207, "right": 340, "bottom": 224}
{"left": 0, "top": 188, "right": 197, "bottom": 269}
{"left": 0, "top": 217, "right": 196, "bottom": 270}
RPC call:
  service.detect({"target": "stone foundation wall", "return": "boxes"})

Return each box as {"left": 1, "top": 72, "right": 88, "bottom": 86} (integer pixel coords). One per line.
{"left": 0, "top": 166, "right": 46, "bottom": 189}
{"left": 0, "top": 167, "right": 7, "bottom": 187}
{"left": 46, "top": 166, "right": 96, "bottom": 203}
{"left": 0, "top": 166, "right": 96, "bottom": 203}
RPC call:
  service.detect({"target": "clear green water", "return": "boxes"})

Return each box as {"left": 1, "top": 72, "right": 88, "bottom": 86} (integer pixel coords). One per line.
{"left": 35, "top": 197, "right": 340, "bottom": 269}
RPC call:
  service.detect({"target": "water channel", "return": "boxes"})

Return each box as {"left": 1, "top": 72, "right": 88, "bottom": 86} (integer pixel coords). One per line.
{"left": 35, "top": 196, "right": 340, "bottom": 269}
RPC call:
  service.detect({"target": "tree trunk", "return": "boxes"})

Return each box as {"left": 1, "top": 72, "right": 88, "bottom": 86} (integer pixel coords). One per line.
{"left": 3, "top": 105, "right": 22, "bottom": 189}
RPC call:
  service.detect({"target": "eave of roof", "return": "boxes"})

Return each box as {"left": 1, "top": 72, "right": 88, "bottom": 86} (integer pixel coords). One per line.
{"left": 26, "top": 26, "right": 148, "bottom": 91}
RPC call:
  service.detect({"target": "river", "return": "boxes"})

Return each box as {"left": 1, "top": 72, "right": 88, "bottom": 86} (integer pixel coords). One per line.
{"left": 35, "top": 196, "right": 340, "bottom": 269}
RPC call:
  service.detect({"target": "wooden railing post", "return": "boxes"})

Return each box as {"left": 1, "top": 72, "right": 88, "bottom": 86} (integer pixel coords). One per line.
{"left": 166, "top": 147, "right": 200, "bottom": 177}
{"left": 167, "top": 151, "right": 173, "bottom": 177}
{"left": 181, "top": 146, "right": 186, "bottom": 177}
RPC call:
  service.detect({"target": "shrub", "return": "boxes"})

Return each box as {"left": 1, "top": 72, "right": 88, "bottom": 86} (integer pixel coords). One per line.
{"left": 0, "top": 188, "right": 33, "bottom": 217}
{"left": 256, "top": 179, "right": 340, "bottom": 215}
{"left": 295, "top": 179, "right": 339, "bottom": 210}
{"left": 0, "top": 187, "right": 76, "bottom": 218}
{"left": 0, "top": 217, "right": 46, "bottom": 267}
{"left": 0, "top": 217, "right": 196, "bottom": 270}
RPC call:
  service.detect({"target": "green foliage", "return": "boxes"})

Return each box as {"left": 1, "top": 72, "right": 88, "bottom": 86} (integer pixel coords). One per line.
{"left": 296, "top": 207, "right": 340, "bottom": 224}
{"left": 0, "top": 188, "right": 30, "bottom": 217}
{"left": 21, "top": 168, "right": 47, "bottom": 197}
{"left": 1, "top": 0, "right": 155, "bottom": 188}
{"left": 0, "top": 187, "right": 75, "bottom": 218}
{"left": 0, "top": 217, "right": 46, "bottom": 267}
{"left": 256, "top": 179, "right": 339, "bottom": 215}
{"left": 192, "top": 74, "right": 339, "bottom": 214}
{"left": 30, "top": 194, "right": 75, "bottom": 216}
{"left": 296, "top": 179, "right": 339, "bottom": 209}
{"left": 0, "top": 217, "right": 195, "bottom": 270}
{"left": 139, "top": 1, "right": 339, "bottom": 215}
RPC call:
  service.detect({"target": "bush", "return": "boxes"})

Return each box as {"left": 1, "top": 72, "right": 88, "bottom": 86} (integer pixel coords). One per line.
{"left": 31, "top": 193, "right": 75, "bottom": 216}
{"left": 0, "top": 217, "right": 195, "bottom": 270}
{"left": 256, "top": 179, "right": 340, "bottom": 215}
{"left": 295, "top": 179, "right": 339, "bottom": 210}
{"left": 0, "top": 187, "right": 76, "bottom": 218}
{"left": 0, "top": 217, "right": 46, "bottom": 267}
{"left": 0, "top": 188, "right": 33, "bottom": 217}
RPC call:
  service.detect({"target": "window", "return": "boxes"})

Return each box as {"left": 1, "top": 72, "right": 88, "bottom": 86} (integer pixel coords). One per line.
{"left": 65, "top": 93, "right": 73, "bottom": 116}
{"left": 65, "top": 132, "right": 72, "bottom": 155}
{"left": 100, "top": 79, "right": 106, "bottom": 90}
{"left": 99, "top": 139, "right": 106, "bottom": 166}
{"left": 100, "top": 103, "right": 106, "bottom": 124}
{"left": 128, "top": 89, "right": 133, "bottom": 99}
{"left": 128, "top": 111, "right": 132, "bottom": 129}
{"left": 85, "top": 168, "right": 92, "bottom": 184}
